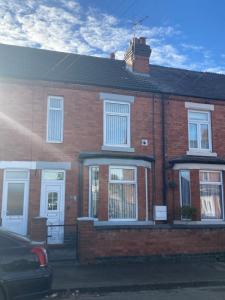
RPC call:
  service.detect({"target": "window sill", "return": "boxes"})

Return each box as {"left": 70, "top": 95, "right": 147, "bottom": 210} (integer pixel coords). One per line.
{"left": 46, "top": 140, "right": 63, "bottom": 144}
{"left": 101, "top": 146, "right": 135, "bottom": 152}
{"left": 94, "top": 220, "right": 154, "bottom": 229}
{"left": 174, "top": 220, "right": 225, "bottom": 226}
{"left": 77, "top": 217, "right": 97, "bottom": 221}
{"left": 186, "top": 150, "right": 217, "bottom": 157}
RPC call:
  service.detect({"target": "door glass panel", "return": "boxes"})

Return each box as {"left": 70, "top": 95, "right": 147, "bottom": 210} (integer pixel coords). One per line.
{"left": 5, "top": 171, "right": 28, "bottom": 180}
{"left": 6, "top": 183, "right": 24, "bottom": 216}
{"left": 43, "top": 171, "right": 64, "bottom": 180}
{"left": 48, "top": 192, "right": 58, "bottom": 211}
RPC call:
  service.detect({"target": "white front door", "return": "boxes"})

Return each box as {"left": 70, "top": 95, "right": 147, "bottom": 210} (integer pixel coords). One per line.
{"left": 40, "top": 170, "right": 65, "bottom": 244}
{"left": 1, "top": 170, "right": 29, "bottom": 236}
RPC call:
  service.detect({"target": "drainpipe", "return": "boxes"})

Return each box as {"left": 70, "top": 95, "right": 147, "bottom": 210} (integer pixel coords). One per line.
{"left": 151, "top": 95, "right": 156, "bottom": 219}
{"left": 145, "top": 168, "right": 148, "bottom": 221}
{"left": 161, "top": 94, "right": 167, "bottom": 206}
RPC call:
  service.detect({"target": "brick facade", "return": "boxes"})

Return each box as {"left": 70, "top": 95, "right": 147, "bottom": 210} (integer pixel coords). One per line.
{"left": 1, "top": 42, "right": 225, "bottom": 262}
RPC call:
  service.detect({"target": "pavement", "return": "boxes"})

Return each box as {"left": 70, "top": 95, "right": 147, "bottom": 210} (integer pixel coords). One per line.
{"left": 51, "top": 259, "right": 225, "bottom": 294}
{"left": 44, "top": 286, "right": 225, "bottom": 300}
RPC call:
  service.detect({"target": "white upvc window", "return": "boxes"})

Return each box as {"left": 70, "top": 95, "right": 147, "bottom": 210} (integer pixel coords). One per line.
{"left": 188, "top": 110, "right": 212, "bottom": 151}
{"left": 200, "top": 171, "right": 224, "bottom": 220}
{"left": 108, "top": 166, "right": 137, "bottom": 220}
{"left": 47, "top": 96, "right": 64, "bottom": 143}
{"left": 104, "top": 101, "right": 130, "bottom": 147}
{"left": 179, "top": 170, "right": 191, "bottom": 207}
{"left": 89, "top": 166, "right": 100, "bottom": 218}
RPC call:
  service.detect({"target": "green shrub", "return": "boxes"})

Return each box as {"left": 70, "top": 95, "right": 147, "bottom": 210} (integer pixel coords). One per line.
{"left": 181, "top": 206, "right": 197, "bottom": 220}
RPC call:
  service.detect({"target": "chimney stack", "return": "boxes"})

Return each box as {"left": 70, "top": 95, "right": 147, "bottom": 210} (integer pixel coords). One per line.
{"left": 124, "top": 37, "right": 151, "bottom": 74}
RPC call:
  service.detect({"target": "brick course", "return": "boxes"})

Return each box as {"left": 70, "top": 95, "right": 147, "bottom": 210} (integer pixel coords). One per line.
{"left": 1, "top": 78, "right": 225, "bottom": 261}
{"left": 78, "top": 219, "right": 225, "bottom": 263}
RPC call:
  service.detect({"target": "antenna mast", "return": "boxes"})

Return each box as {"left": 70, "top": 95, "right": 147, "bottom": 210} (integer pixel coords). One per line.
{"left": 132, "top": 16, "right": 149, "bottom": 38}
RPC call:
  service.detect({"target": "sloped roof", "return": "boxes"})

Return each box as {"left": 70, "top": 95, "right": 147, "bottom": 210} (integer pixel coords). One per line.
{"left": 169, "top": 155, "right": 225, "bottom": 167}
{"left": 0, "top": 43, "right": 225, "bottom": 100}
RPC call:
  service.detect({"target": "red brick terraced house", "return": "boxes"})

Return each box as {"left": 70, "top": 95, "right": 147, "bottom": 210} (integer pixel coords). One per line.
{"left": 1, "top": 37, "right": 225, "bottom": 262}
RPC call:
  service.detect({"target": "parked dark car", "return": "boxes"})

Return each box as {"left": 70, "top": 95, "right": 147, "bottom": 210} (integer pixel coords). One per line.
{"left": 0, "top": 228, "right": 52, "bottom": 300}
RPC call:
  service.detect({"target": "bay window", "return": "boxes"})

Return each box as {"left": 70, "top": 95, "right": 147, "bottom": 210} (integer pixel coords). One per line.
{"left": 200, "top": 171, "right": 223, "bottom": 220}
{"left": 109, "top": 167, "right": 137, "bottom": 220}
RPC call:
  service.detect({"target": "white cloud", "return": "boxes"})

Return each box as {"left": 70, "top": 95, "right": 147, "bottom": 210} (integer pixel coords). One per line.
{"left": 0, "top": 0, "right": 224, "bottom": 73}
{"left": 204, "top": 67, "right": 225, "bottom": 74}
{"left": 181, "top": 43, "right": 204, "bottom": 51}
{"left": 150, "top": 44, "right": 187, "bottom": 68}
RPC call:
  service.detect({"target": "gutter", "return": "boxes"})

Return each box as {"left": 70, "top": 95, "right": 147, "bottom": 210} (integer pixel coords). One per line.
{"left": 79, "top": 152, "right": 154, "bottom": 162}
{"left": 2, "top": 76, "right": 225, "bottom": 102}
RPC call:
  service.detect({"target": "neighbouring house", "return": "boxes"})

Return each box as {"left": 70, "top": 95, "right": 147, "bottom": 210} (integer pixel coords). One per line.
{"left": 1, "top": 37, "right": 225, "bottom": 262}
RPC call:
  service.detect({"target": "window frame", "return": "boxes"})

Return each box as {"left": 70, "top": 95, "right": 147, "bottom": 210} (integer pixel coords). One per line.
{"left": 103, "top": 100, "right": 131, "bottom": 148}
{"left": 88, "top": 166, "right": 99, "bottom": 219}
{"left": 179, "top": 170, "right": 191, "bottom": 208}
{"left": 108, "top": 166, "right": 138, "bottom": 221}
{"left": 199, "top": 170, "right": 224, "bottom": 221}
{"left": 188, "top": 109, "right": 212, "bottom": 152}
{"left": 46, "top": 95, "right": 64, "bottom": 143}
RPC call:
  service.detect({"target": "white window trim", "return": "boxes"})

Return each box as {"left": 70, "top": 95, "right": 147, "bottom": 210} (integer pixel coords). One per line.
{"left": 0, "top": 161, "right": 71, "bottom": 170}
{"left": 186, "top": 150, "right": 217, "bottom": 157}
{"left": 173, "top": 163, "right": 225, "bottom": 171}
{"left": 2, "top": 169, "right": 30, "bottom": 225}
{"left": 4, "top": 169, "right": 30, "bottom": 181}
{"left": 99, "top": 92, "right": 134, "bottom": 103}
{"left": 108, "top": 166, "right": 138, "bottom": 221}
{"left": 46, "top": 96, "right": 64, "bottom": 143}
{"left": 188, "top": 109, "right": 212, "bottom": 152}
{"left": 200, "top": 170, "right": 224, "bottom": 221}
{"left": 88, "top": 166, "right": 99, "bottom": 219}
{"left": 103, "top": 100, "right": 131, "bottom": 148}
{"left": 179, "top": 170, "right": 191, "bottom": 208}
{"left": 185, "top": 102, "right": 214, "bottom": 111}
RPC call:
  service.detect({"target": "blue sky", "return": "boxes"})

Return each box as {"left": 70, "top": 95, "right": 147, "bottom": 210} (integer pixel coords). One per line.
{"left": 0, "top": 0, "right": 225, "bottom": 73}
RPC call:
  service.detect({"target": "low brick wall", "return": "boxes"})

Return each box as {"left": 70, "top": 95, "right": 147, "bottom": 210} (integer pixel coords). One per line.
{"left": 77, "top": 219, "right": 225, "bottom": 263}
{"left": 30, "top": 217, "right": 47, "bottom": 244}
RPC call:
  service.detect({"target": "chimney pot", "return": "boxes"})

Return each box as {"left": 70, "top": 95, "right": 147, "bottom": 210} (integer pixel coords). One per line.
{"left": 139, "top": 37, "right": 146, "bottom": 45}
{"left": 110, "top": 52, "right": 115, "bottom": 60}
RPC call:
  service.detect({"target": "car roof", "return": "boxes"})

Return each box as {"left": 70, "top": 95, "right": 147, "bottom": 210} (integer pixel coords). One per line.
{"left": 0, "top": 227, "right": 31, "bottom": 244}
